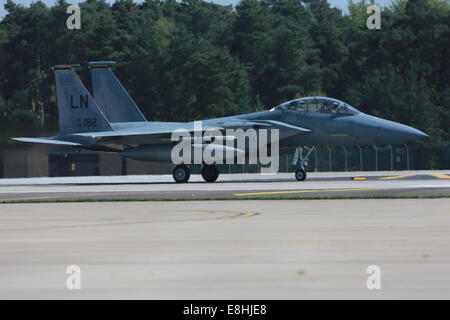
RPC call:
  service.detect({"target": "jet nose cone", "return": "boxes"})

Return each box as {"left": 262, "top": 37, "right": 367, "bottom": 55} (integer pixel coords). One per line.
{"left": 409, "top": 128, "right": 428, "bottom": 140}
{"left": 394, "top": 124, "right": 428, "bottom": 142}
{"left": 350, "top": 114, "right": 428, "bottom": 145}
{"left": 379, "top": 120, "right": 428, "bottom": 144}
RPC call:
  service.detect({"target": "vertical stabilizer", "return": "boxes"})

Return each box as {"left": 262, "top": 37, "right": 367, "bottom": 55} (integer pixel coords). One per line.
{"left": 54, "top": 64, "right": 113, "bottom": 135}
{"left": 89, "top": 61, "right": 147, "bottom": 123}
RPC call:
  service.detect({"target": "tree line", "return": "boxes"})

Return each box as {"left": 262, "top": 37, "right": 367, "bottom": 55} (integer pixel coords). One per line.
{"left": 0, "top": 0, "right": 448, "bottom": 168}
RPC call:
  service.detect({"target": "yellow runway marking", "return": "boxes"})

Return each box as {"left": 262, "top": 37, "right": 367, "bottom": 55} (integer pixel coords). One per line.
{"left": 378, "top": 175, "right": 413, "bottom": 180}
{"left": 197, "top": 210, "right": 258, "bottom": 219}
{"left": 431, "top": 174, "right": 450, "bottom": 179}
{"left": 223, "top": 212, "right": 257, "bottom": 219}
{"left": 234, "top": 187, "right": 406, "bottom": 196}
{"left": 352, "top": 177, "right": 366, "bottom": 180}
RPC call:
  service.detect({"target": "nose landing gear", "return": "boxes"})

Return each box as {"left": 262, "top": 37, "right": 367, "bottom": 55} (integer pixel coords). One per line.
{"left": 295, "top": 168, "right": 307, "bottom": 181}
{"left": 292, "top": 146, "right": 314, "bottom": 181}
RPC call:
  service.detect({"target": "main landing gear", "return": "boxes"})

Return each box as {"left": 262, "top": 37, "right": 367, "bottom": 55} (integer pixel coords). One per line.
{"left": 292, "top": 146, "right": 315, "bottom": 181}
{"left": 172, "top": 164, "right": 220, "bottom": 183}
{"left": 173, "top": 164, "right": 190, "bottom": 183}
{"left": 201, "top": 164, "right": 219, "bottom": 183}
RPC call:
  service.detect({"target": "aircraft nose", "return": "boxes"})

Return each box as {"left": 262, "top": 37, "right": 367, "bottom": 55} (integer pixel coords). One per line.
{"left": 402, "top": 126, "right": 428, "bottom": 141}
{"left": 377, "top": 119, "right": 428, "bottom": 144}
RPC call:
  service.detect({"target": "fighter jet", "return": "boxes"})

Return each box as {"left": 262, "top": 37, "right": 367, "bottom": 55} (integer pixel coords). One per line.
{"left": 12, "top": 62, "right": 428, "bottom": 183}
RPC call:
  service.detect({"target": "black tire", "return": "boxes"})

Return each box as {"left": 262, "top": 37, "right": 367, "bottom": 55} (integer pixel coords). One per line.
{"left": 173, "top": 165, "right": 190, "bottom": 183}
{"left": 295, "top": 169, "right": 307, "bottom": 181}
{"left": 201, "top": 164, "right": 219, "bottom": 183}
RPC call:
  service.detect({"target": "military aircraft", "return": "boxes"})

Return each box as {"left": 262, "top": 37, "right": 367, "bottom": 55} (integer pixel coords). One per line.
{"left": 12, "top": 62, "right": 428, "bottom": 183}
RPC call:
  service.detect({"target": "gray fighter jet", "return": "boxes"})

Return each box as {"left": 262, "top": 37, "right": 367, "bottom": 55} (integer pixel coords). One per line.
{"left": 12, "top": 62, "right": 428, "bottom": 183}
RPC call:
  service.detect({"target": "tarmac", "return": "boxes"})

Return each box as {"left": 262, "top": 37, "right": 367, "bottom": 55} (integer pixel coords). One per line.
{"left": 0, "top": 170, "right": 449, "bottom": 201}
{"left": 0, "top": 199, "right": 449, "bottom": 299}
{"left": 0, "top": 171, "right": 449, "bottom": 299}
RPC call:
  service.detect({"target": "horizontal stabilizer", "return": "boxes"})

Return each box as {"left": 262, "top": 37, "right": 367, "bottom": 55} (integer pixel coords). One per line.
{"left": 11, "top": 137, "right": 81, "bottom": 146}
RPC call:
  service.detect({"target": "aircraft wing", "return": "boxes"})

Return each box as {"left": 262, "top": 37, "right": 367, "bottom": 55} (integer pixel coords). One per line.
{"left": 11, "top": 137, "right": 81, "bottom": 146}
{"left": 214, "top": 121, "right": 273, "bottom": 129}
{"left": 215, "top": 119, "right": 311, "bottom": 132}
{"left": 12, "top": 119, "right": 310, "bottom": 146}
{"left": 213, "top": 119, "right": 311, "bottom": 144}
{"left": 72, "top": 119, "right": 310, "bottom": 145}
{"left": 73, "top": 122, "right": 226, "bottom": 144}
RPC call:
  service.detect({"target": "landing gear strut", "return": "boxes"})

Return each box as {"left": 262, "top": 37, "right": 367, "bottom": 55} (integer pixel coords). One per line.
{"left": 173, "top": 164, "right": 190, "bottom": 183}
{"left": 201, "top": 164, "right": 219, "bottom": 183}
{"left": 292, "top": 146, "right": 314, "bottom": 181}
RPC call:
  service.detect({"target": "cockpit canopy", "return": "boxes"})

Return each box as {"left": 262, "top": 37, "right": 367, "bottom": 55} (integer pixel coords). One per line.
{"left": 275, "top": 97, "right": 360, "bottom": 115}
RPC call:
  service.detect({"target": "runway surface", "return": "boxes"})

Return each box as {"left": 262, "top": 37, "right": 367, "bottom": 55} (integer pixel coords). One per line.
{"left": 0, "top": 199, "right": 449, "bottom": 299}
{"left": 0, "top": 171, "right": 449, "bottom": 201}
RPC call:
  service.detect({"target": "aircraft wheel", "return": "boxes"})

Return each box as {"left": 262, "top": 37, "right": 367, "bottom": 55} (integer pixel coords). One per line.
{"left": 173, "top": 165, "right": 190, "bottom": 183}
{"left": 201, "top": 164, "right": 219, "bottom": 183}
{"left": 295, "top": 169, "right": 307, "bottom": 181}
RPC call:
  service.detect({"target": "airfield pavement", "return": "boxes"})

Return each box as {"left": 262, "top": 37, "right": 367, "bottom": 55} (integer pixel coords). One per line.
{"left": 0, "top": 171, "right": 449, "bottom": 299}
{"left": 0, "top": 170, "right": 449, "bottom": 201}
{"left": 0, "top": 199, "right": 449, "bottom": 299}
